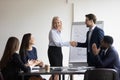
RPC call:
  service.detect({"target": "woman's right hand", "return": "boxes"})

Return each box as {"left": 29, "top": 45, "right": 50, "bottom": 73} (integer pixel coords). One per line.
{"left": 38, "top": 60, "right": 44, "bottom": 67}
{"left": 26, "top": 60, "right": 37, "bottom": 67}
{"left": 26, "top": 59, "right": 44, "bottom": 67}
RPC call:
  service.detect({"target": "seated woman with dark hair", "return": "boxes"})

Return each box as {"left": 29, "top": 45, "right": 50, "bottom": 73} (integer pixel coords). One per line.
{"left": 0, "top": 37, "right": 40, "bottom": 80}
{"left": 19, "top": 33, "right": 44, "bottom": 67}
{"left": 19, "top": 33, "right": 46, "bottom": 80}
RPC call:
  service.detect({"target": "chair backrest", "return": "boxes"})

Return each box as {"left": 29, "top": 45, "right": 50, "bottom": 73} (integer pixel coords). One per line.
{"left": 84, "top": 68, "right": 119, "bottom": 80}
{"left": 0, "top": 71, "right": 4, "bottom": 80}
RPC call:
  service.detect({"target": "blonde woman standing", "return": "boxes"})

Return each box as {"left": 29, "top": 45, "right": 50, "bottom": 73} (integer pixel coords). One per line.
{"left": 48, "top": 16, "right": 71, "bottom": 67}
{"left": 48, "top": 16, "right": 73, "bottom": 80}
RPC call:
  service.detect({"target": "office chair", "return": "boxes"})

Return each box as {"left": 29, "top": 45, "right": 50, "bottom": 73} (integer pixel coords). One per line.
{"left": 84, "top": 68, "right": 119, "bottom": 80}
{"left": 0, "top": 71, "right": 4, "bottom": 80}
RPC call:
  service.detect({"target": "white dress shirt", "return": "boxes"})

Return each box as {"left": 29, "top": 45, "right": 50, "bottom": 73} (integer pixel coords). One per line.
{"left": 88, "top": 25, "right": 96, "bottom": 52}
{"left": 48, "top": 29, "right": 70, "bottom": 47}
{"left": 88, "top": 25, "right": 96, "bottom": 41}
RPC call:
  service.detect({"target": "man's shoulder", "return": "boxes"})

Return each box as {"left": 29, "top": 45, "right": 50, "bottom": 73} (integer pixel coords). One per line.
{"left": 94, "top": 26, "right": 102, "bottom": 30}
{"left": 109, "top": 47, "right": 118, "bottom": 53}
{"left": 94, "top": 26, "right": 104, "bottom": 33}
{"left": 32, "top": 47, "right": 37, "bottom": 50}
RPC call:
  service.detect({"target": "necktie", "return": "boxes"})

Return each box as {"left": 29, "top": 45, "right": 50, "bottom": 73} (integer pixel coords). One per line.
{"left": 88, "top": 30, "right": 92, "bottom": 41}
{"left": 102, "top": 50, "right": 106, "bottom": 56}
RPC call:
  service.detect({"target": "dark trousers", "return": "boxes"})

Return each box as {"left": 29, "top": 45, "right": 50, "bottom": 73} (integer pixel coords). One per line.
{"left": 48, "top": 46, "right": 63, "bottom": 67}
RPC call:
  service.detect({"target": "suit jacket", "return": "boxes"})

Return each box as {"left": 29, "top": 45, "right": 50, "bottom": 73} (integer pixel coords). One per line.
{"left": 94, "top": 46, "right": 120, "bottom": 79}
{"left": 95, "top": 46, "right": 120, "bottom": 69}
{"left": 1, "top": 53, "right": 30, "bottom": 80}
{"left": 77, "top": 26, "right": 104, "bottom": 66}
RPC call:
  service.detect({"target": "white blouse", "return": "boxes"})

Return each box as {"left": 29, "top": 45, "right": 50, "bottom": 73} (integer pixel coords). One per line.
{"left": 48, "top": 29, "right": 70, "bottom": 47}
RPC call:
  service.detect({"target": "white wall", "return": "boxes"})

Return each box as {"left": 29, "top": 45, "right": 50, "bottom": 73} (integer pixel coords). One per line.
{"left": 0, "top": 0, "right": 72, "bottom": 66}
{"left": 73, "top": 0, "right": 120, "bottom": 56}
{"left": 1, "top": 0, "right": 120, "bottom": 80}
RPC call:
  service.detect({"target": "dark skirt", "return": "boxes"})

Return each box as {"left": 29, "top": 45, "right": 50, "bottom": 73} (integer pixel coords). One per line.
{"left": 48, "top": 46, "right": 63, "bottom": 67}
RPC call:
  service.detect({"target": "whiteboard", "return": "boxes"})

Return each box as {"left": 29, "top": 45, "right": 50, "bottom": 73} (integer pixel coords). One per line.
{"left": 69, "top": 21, "right": 104, "bottom": 67}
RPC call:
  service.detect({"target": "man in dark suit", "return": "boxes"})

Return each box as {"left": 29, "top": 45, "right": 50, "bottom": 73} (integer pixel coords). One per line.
{"left": 72, "top": 13, "right": 104, "bottom": 66}
{"left": 92, "top": 35, "right": 120, "bottom": 79}
{"left": 92, "top": 35, "right": 120, "bottom": 68}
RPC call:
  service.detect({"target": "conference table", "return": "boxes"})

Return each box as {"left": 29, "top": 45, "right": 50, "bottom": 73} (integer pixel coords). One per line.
{"left": 19, "top": 66, "right": 94, "bottom": 80}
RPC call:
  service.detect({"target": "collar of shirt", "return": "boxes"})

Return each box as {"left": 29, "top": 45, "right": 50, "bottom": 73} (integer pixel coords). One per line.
{"left": 105, "top": 48, "right": 109, "bottom": 53}
{"left": 53, "top": 28, "right": 61, "bottom": 33}
{"left": 103, "top": 48, "right": 109, "bottom": 55}
{"left": 89, "top": 25, "right": 96, "bottom": 32}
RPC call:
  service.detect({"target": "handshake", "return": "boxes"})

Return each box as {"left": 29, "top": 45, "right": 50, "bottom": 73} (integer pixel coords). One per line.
{"left": 70, "top": 41, "right": 77, "bottom": 47}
